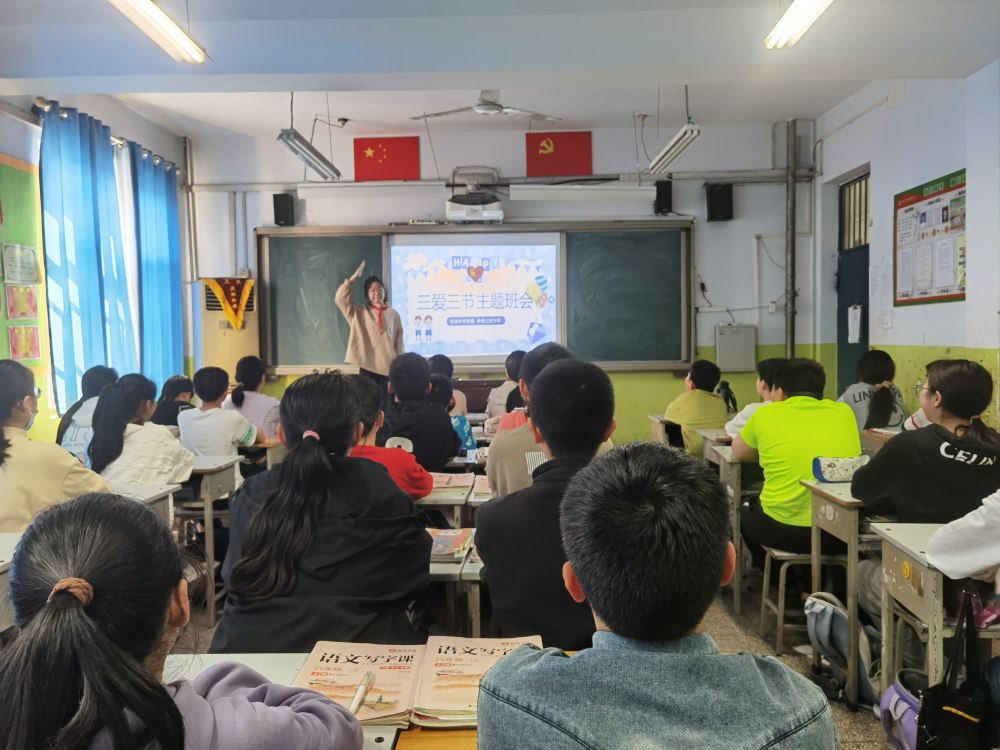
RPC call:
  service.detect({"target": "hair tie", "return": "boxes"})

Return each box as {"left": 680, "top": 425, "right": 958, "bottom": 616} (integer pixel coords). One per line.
{"left": 47, "top": 577, "right": 94, "bottom": 607}
{"left": 302, "top": 430, "right": 321, "bottom": 441}
{"left": 970, "top": 415, "right": 983, "bottom": 421}
{"left": 876, "top": 381, "right": 893, "bottom": 390}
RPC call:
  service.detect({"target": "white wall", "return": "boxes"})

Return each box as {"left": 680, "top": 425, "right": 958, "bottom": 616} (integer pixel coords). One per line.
{"left": 191, "top": 123, "right": 817, "bottom": 350}
{"left": 814, "top": 60, "right": 1000, "bottom": 350}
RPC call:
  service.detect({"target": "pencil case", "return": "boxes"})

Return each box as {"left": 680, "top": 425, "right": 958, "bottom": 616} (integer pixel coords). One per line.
{"left": 812, "top": 455, "right": 870, "bottom": 483}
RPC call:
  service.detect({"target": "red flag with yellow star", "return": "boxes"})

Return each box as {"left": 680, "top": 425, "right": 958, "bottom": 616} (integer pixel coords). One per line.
{"left": 353, "top": 136, "right": 421, "bottom": 182}
{"left": 526, "top": 131, "right": 592, "bottom": 177}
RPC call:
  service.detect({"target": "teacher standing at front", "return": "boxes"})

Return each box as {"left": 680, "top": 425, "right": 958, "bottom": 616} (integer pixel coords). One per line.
{"left": 335, "top": 260, "right": 404, "bottom": 391}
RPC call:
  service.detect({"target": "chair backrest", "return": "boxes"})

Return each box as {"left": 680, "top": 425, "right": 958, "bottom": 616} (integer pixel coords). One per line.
{"left": 386, "top": 436, "right": 414, "bottom": 453}
{"left": 663, "top": 421, "right": 685, "bottom": 449}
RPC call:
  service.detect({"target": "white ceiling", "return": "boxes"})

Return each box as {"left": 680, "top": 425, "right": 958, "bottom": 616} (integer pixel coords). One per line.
{"left": 1, "top": 0, "right": 997, "bottom": 138}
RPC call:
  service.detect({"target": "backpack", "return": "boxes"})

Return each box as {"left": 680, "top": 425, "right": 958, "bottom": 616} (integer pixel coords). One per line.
{"left": 804, "top": 592, "right": 881, "bottom": 707}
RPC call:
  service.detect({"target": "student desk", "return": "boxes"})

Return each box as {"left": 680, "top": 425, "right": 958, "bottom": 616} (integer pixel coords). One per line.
{"left": 177, "top": 455, "right": 241, "bottom": 623}
{"left": 712, "top": 445, "right": 762, "bottom": 615}
{"left": 111, "top": 482, "right": 181, "bottom": 525}
{"left": 860, "top": 428, "right": 897, "bottom": 457}
{"left": 801, "top": 480, "right": 882, "bottom": 707}
{"left": 163, "top": 652, "right": 477, "bottom": 749}
{"left": 265, "top": 444, "right": 288, "bottom": 469}
{"left": 649, "top": 414, "right": 684, "bottom": 448}
{"left": 462, "top": 554, "right": 485, "bottom": 638}
{"left": 0, "top": 532, "right": 23, "bottom": 630}
{"left": 698, "top": 428, "right": 731, "bottom": 465}
{"left": 418, "top": 484, "right": 473, "bottom": 528}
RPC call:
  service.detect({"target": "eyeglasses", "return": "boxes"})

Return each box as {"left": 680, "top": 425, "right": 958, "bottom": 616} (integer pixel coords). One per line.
{"left": 18, "top": 386, "right": 41, "bottom": 406}
{"left": 913, "top": 381, "right": 929, "bottom": 397}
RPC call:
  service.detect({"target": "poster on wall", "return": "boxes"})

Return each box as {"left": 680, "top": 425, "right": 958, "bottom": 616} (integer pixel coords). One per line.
{"left": 2, "top": 243, "right": 40, "bottom": 284}
{"left": 8, "top": 325, "right": 41, "bottom": 361}
{"left": 894, "top": 169, "right": 966, "bottom": 306}
{"left": 5, "top": 284, "right": 38, "bottom": 319}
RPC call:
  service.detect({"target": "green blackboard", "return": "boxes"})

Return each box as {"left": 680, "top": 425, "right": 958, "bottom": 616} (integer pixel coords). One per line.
{"left": 266, "top": 235, "right": 383, "bottom": 366}
{"left": 566, "top": 230, "right": 686, "bottom": 362}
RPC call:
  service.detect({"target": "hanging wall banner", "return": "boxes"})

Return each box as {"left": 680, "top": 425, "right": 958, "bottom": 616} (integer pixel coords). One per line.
{"left": 204, "top": 278, "right": 255, "bottom": 330}
{"left": 893, "top": 169, "right": 965, "bottom": 306}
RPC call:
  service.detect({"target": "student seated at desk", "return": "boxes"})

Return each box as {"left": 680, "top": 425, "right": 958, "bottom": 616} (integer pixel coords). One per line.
{"left": 663, "top": 359, "right": 729, "bottom": 457}
{"left": 428, "top": 353, "right": 467, "bottom": 416}
{"left": 429, "top": 374, "right": 477, "bottom": 453}
{"left": 350, "top": 374, "right": 432, "bottom": 500}
{"left": 733, "top": 358, "right": 860, "bottom": 565}
{"left": 495, "top": 344, "right": 567, "bottom": 436}
{"left": 837, "top": 349, "right": 907, "bottom": 430}
{"left": 725, "top": 358, "right": 784, "bottom": 439}
{"left": 87, "top": 374, "right": 194, "bottom": 486}
{"left": 478, "top": 444, "right": 838, "bottom": 750}
{"left": 58, "top": 365, "right": 118, "bottom": 464}
{"left": 178, "top": 367, "right": 277, "bottom": 488}
{"left": 0, "top": 493, "right": 362, "bottom": 750}
{"left": 211, "top": 372, "right": 431, "bottom": 653}
{"left": 486, "top": 349, "right": 525, "bottom": 421}
{"left": 223, "top": 355, "right": 281, "bottom": 437}
{"left": 476, "top": 359, "right": 615, "bottom": 650}
{"left": 0, "top": 360, "right": 109, "bottom": 532}
{"left": 852, "top": 360, "right": 1000, "bottom": 627}
{"left": 150, "top": 375, "right": 194, "bottom": 428}
{"left": 385, "top": 353, "right": 460, "bottom": 472}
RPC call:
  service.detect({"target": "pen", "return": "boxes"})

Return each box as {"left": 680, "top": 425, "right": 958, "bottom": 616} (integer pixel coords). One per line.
{"left": 348, "top": 671, "right": 376, "bottom": 715}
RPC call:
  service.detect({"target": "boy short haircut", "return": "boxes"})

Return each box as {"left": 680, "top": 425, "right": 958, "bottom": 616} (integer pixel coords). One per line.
{"left": 756, "top": 358, "right": 785, "bottom": 389}
{"left": 428, "top": 373, "right": 454, "bottom": 409}
{"left": 518, "top": 343, "right": 575, "bottom": 388}
{"left": 353, "top": 375, "right": 383, "bottom": 434}
{"left": 193, "top": 367, "right": 230, "bottom": 402}
{"left": 389, "top": 353, "right": 431, "bottom": 402}
{"left": 528, "top": 360, "right": 613, "bottom": 458}
{"left": 560, "top": 443, "right": 729, "bottom": 640}
{"left": 688, "top": 360, "right": 721, "bottom": 392}
{"left": 505, "top": 350, "right": 526, "bottom": 382}
{"left": 428, "top": 354, "right": 454, "bottom": 379}
{"left": 773, "top": 358, "right": 825, "bottom": 398}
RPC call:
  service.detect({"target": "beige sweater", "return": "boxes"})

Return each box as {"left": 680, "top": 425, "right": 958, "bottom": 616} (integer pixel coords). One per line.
{"left": 335, "top": 278, "right": 404, "bottom": 376}
{"left": 0, "top": 427, "right": 110, "bottom": 532}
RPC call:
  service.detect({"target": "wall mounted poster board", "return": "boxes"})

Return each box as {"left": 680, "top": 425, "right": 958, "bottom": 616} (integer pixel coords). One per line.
{"left": 893, "top": 169, "right": 966, "bottom": 306}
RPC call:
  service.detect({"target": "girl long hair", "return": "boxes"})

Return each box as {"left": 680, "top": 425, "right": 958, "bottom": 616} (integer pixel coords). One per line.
{"left": 0, "top": 494, "right": 185, "bottom": 749}
{"left": 228, "top": 371, "right": 360, "bottom": 600}
{"left": 230, "top": 356, "right": 267, "bottom": 409}
{"left": 158, "top": 375, "right": 193, "bottom": 403}
{"left": 856, "top": 350, "right": 897, "bottom": 429}
{"left": 0, "top": 359, "right": 35, "bottom": 468}
{"left": 88, "top": 374, "right": 157, "bottom": 474}
{"left": 925, "top": 359, "right": 1000, "bottom": 448}
{"left": 55, "top": 366, "right": 118, "bottom": 445}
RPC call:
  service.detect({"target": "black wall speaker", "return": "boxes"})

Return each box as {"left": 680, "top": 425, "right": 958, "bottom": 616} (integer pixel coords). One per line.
{"left": 654, "top": 180, "right": 673, "bottom": 215}
{"left": 273, "top": 193, "right": 295, "bottom": 226}
{"left": 705, "top": 183, "right": 733, "bottom": 221}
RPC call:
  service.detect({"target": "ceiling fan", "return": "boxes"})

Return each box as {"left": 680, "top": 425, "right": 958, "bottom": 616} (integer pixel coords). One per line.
{"left": 410, "top": 90, "right": 561, "bottom": 121}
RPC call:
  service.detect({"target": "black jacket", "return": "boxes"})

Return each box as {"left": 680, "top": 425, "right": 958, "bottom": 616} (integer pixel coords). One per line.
{"left": 851, "top": 424, "right": 1000, "bottom": 523}
{"left": 388, "top": 399, "right": 461, "bottom": 472}
{"left": 210, "top": 458, "right": 431, "bottom": 653}
{"left": 475, "top": 457, "right": 596, "bottom": 650}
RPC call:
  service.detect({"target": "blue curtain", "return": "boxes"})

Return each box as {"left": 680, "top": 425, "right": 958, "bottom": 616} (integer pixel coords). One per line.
{"left": 37, "top": 104, "right": 139, "bottom": 410}
{"left": 130, "top": 142, "right": 183, "bottom": 389}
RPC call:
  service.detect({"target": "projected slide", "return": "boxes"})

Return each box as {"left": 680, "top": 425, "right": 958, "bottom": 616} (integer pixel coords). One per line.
{"left": 390, "top": 243, "right": 558, "bottom": 358}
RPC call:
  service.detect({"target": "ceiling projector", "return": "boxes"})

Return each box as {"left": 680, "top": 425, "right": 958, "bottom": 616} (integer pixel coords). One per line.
{"left": 445, "top": 191, "right": 504, "bottom": 222}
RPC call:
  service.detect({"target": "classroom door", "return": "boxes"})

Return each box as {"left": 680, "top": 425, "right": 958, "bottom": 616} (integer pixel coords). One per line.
{"left": 836, "top": 245, "right": 869, "bottom": 395}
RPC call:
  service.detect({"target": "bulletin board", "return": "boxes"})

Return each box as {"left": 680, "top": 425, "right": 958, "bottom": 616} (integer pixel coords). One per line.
{"left": 893, "top": 169, "right": 966, "bottom": 306}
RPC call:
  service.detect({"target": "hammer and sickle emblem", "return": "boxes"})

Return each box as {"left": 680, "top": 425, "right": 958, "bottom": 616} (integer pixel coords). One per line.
{"left": 538, "top": 138, "right": 554, "bottom": 155}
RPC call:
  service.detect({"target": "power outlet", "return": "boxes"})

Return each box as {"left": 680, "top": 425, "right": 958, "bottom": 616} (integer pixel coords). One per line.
{"left": 882, "top": 314, "right": 894, "bottom": 329}
{"left": 768, "top": 301, "right": 777, "bottom": 314}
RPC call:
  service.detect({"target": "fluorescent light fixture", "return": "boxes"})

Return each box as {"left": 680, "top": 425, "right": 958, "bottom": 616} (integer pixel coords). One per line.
{"left": 508, "top": 184, "right": 655, "bottom": 202}
{"left": 277, "top": 129, "right": 342, "bottom": 181}
{"left": 106, "top": 0, "right": 207, "bottom": 63}
{"left": 764, "top": 0, "right": 835, "bottom": 49}
{"left": 648, "top": 124, "right": 701, "bottom": 174}
{"left": 297, "top": 181, "right": 447, "bottom": 199}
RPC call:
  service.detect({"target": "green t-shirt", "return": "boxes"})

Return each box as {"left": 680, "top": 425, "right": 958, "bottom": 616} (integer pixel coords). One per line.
{"left": 664, "top": 389, "right": 729, "bottom": 457}
{"left": 740, "top": 396, "right": 861, "bottom": 526}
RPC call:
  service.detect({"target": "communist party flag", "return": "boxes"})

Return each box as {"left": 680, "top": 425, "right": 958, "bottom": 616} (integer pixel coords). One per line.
{"left": 205, "top": 278, "right": 255, "bottom": 330}
{"left": 525, "top": 131, "right": 592, "bottom": 177}
{"left": 353, "top": 136, "right": 421, "bottom": 182}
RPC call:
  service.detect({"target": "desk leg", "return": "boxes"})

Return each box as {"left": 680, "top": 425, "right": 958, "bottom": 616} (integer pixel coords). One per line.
{"left": 845, "top": 511, "right": 860, "bottom": 707}
{"left": 881, "top": 561, "right": 895, "bottom": 697}
{"left": 810, "top": 495, "right": 822, "bottom": 673}
{"left": 467, "top": 581, "right": 481, "bottom": 638}
{"left": 925, "top": 571, "right": 946, "bottom": 685}
{"left": 204, "top": 495, "right": 216, "bottom": 623}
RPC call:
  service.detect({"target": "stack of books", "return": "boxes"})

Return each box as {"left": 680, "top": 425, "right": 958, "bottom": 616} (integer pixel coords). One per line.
{"left": 469, "top": 475, "right": 493, "bottom": 505}
{"left": 427, "top": 528, "right": 474, "bottom": 562}
{"left": 294, "top": 636, "right": 541, "bottom": 728}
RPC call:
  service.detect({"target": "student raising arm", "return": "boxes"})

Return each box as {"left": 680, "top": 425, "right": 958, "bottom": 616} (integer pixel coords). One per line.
{"left": 88, "top": 374, "right": 194, "bottom": 485}
{"left": 0, "top": 493, "right": 361, "bottom": 750}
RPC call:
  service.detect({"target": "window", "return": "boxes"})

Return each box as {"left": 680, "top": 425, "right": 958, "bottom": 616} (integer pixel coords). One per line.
{"left": 839, "top": 174, "right": 870, "bottom": 252}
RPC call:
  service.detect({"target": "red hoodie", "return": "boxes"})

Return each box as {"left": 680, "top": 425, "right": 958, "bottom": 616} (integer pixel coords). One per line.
{"left": 351, "top": 444, "right": 433, "bottom": 499}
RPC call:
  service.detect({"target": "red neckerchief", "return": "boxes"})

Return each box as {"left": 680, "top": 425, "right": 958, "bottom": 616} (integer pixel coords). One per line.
{"left": 371, "top": 303, "right": 388, "bottom": 332}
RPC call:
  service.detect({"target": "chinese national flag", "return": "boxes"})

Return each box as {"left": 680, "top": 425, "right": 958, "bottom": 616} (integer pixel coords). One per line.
{"left": 525, "top": 131, "right": 592, "bottom": 177}
{"left": 353, "top": 136, "right": 421, "bottom": 182}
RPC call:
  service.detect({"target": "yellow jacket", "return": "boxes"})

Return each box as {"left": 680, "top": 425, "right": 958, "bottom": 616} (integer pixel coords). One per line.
{"left": 664, "top": 389, "right": 729, "bottom": 457}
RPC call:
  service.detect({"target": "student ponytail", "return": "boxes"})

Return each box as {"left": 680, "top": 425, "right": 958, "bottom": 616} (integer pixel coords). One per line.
{"left": 856, "top": 350, "right": 898, "bottom": 430}
{"left": 229, "top": 372, "right": 360, "bottom": 601}
{"left": 0, "top": 359, "right": 35, "bottom": 468}
{"left": 925, "top": 359, "right": 1000, "bottom": 449}
{"left": 231, "top": 356, "right": 267, "bottom": 408}
{"left": 88, "top": 374, "right": 158, "bottom": 474}
{"left": 864, "top": 386, "right": 895, "bottom": 429}
{"left": 0, "top": 494, "right": 185, "bottom": 749}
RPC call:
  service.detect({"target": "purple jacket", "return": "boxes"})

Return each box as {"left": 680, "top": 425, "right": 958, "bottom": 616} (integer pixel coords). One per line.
{"left": 89, "top": 662, "right": 362, "bottom": 750}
